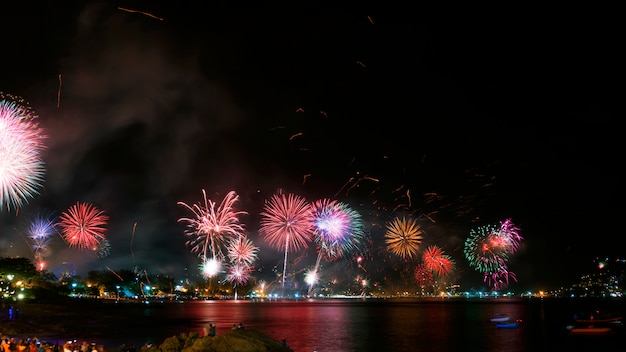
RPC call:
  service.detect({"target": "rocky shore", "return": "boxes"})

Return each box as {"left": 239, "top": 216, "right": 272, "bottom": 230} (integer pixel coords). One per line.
{"left": 142, "top": 330, "right": 293, "bottom": 352}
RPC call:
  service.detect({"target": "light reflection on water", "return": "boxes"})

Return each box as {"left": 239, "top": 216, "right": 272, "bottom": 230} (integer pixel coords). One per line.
{"left": 68, "top": 298, "right": 625, "bottom": 352}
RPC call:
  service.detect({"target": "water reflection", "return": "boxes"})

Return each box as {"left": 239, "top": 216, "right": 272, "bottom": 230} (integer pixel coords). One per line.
{"left": 73, "top": 298, "right": 624, "bottom": 352}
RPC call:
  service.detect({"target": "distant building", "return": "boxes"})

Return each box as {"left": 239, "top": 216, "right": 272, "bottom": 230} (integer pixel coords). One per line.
{"left": 566, "top": 256, "right": 625, "bottom": 298}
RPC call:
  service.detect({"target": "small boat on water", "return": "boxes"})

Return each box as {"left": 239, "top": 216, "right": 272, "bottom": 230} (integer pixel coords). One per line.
{"left": 496, "top": 321, "right": 520, "bottom": 329}
{"left": 567, "top": 326, "right": 614, "bottom": 335}
{"left": 490, "top": 313, "right": 510, "bottom": 322}
{"left": 573, "top": 309, "right": 622, "bottom": 324}
{"left": 574, "top": 315, "right": 623, "bottom": 324}
{"left": 567, "top": 309, "right": 623, "bottom": 334}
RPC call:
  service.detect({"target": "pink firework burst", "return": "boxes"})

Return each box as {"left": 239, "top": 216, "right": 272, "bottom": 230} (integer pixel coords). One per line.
{"left": 225, "top": 236, "right": 258, "bottom": 301}
{"left": 58, "top": 202, "right": 109, "bottom": 250}
{"left": 484, "top": 266, "right": 518, "bottom": 291}
{"left": 178, "top": 190, "right": 247, "bottom": 265}
{"left": 259, "top": 193, "right": 314, "bottom": 251}
{"left": 227, "top": 236, "right": 259, "bottom": 267}
{"left": 495, "top": 218, "right": 523, "bottom": 254}
{"left": 0, "top": 96, "right": 47, "bottom": 211}
{"left": 422, "top": 245, "right": 454, "bottom": 277}
{"left": 225, "top": 262, "right": 255, "bottom": 287}
{"left": 259, "top": 192, "right": 314, "bottom": 289}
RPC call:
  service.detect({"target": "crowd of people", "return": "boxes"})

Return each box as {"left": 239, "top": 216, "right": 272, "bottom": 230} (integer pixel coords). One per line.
{"left": 1, "top": 321, "right": 284, "bottom": 352}
{"left": 0, "top": 338, "right": 104, "bottom": 352}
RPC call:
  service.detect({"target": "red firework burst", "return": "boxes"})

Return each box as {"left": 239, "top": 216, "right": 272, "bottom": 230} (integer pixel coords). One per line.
{"left": 58, "top": 202, "right": 108, "bottom": 250}
{"left": 422, "top": 245, "right": 454, "bottom": 277}
{"left": 414, "top": 263, "right": 434, "bottom": 288}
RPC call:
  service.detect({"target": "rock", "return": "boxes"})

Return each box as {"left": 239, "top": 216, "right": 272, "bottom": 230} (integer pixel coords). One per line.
{"left": 142, "top": 329, "right": 293, "bottom": 352}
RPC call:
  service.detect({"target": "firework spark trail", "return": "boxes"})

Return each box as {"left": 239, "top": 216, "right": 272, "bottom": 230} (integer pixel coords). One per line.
{"left": 346, "top": 175, "right": 379, "bottom": 196}
{"left": 334, "top": 174, "right": 379, "bottom": 198}
{"left": 131, "top": 222, "right": 137, "bottom": 264}
{"left": 334, "top": 177, "right": 355, "bottom": 197}
{"left": 106, "top": 266, "right": 123, "bottom": 281}
{"left": 118, "top": 7, "right": 164, "bottom": 21}
{"left": 143, "top": 269, "right": 150, "bottom": 283}
{"left": 57, "top": 74, "right": 62, "bottom": 108}
{"left": 289, "top": 132, "right": 303, "bottom": 140}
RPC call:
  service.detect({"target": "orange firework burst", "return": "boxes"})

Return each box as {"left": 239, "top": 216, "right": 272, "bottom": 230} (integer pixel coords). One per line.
{"left": 385, "top": 216, "right": 424, "bottom": 260}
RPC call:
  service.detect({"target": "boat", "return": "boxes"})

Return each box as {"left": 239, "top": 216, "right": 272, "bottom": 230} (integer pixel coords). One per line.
{"left": 575, "top": 315, "right": 623, "bottom": 324}
{"left": 573, "top": 309, "right": 622, "bottom": 323}
{"left": 495, "top": 321, "right": 520, "bottom": 329}
{"left": 566, "top": 311, "right": 622, "bottom": 335}
{"left": 490, "top": 313, "right": 510, "bottom": 322}
{"left": 567, "top": 325, "right": 614, "bottom": 335}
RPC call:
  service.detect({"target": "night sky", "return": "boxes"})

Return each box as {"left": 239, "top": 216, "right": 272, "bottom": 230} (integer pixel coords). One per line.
{"left": 1, "top": 2, "right": 622, "bottom": 291}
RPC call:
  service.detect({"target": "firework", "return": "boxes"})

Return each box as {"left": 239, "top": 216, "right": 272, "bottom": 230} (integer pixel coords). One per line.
{"left": 224, "top": 235, "right": 258, "bottom": 298}
{"left": 178, "top": 190, "right": 247, "bottom": 266}
{"left": 259, "top": 192, "right": 314, "bottom": 289}
{"left": 385, "top": 216, "right": 424, "bottom": 260}
{"left": 484, "top": 267, "right": 518, "bottom": 291}
{"left": 422, "top": 245, "right": 454, "bottom": 277}
{"left": 225, "top": 261, "right": 256, "bottom": 299}
{"left": 495, "top": 218, "right": 523, "bottom": 254}
{"left": 304, "top": 268, "right": 319, "bottom": 287}
{"left": 225, "top": 262, "right": 255, "bottom": 286}
{"left": 0, "top": 95, "right": 47, "bottom": 211}
{"left": 58, "top": 202, "right": 108, "bottom": 250}
{"left": 27, "top": 212, "right": 57, "bottom": 268}
{"left": 413, "top": 263, "right": 434, "bottom": 290}
{"left": 465, "top": 218, "right": 523, "bottom": 290}
{"left": 464, "top": 219, "right": 523, "bottom": 273}
{"left": 96, "top": 238, "right": 111, "bottom": 258}
{"left": 200, "top": 258, "right": 221, "bottom": 277}
{"left": 463, "top": 223, "right": 507, "bottom": 273}
{"left": 311, "top": 199, "right": 365, "bottom": 263}
{"left": 227, "top": 236, "right": 259, "bottom": 267}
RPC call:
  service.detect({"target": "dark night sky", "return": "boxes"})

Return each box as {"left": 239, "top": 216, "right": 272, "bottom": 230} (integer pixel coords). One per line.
{"left": 1, "top": 2, "right": 622, "bottom": 291}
